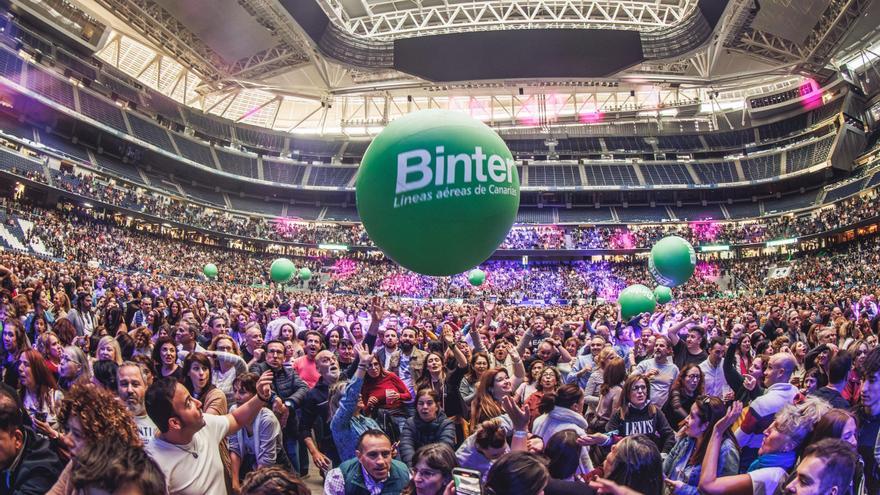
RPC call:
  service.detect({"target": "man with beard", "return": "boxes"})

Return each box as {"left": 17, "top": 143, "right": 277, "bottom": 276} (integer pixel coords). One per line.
{"left": 375, "top": 327, "right": 401, "bottom": 371}
{"left": 634, "top": 335, "right": 679, "bottom": 408}
{"left": 118, "top": 361, "right": 157, "bottom": 446}
{"left": 392, "top": 327, "right": 426, "bottom": 395}
{"left": 300, "top": 350, "right": 349, "bottom": 473}
{"left": 293, "top": 331, "right": 324, "bottom": 388}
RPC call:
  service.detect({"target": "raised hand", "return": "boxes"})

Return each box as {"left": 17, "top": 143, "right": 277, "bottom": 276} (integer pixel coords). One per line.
{"left": 354, "top": 343, "right": 372, "bottom": 363}
{"left": 256, "top": 371, "right": 273, "bottom": 400}
{"left": 714, "top": 401, "right": 743, "bottom": 433}
{"left": 501, "top": 394, "right": 529, "bottom": 431}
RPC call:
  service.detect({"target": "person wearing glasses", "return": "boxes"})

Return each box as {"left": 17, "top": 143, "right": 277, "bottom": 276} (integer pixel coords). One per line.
{"left": 248, "top": 339, "right": 308, "bottom": 472}
{"left": 401, "top": 443, "right": 456, "bottom": 495}
{"left": 578, "top": 373, "right": 675, "bottom": 454}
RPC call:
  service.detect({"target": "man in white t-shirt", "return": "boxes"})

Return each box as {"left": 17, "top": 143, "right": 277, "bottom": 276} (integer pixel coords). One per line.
{"left": 144, "top": 370, "right": 273, "bottom": 495}
{"left": 117, "top": 361, "right": 157, "bottom": 447}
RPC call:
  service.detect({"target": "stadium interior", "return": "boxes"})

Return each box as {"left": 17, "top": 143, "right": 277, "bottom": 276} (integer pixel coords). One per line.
{"left": 1, "top": 0, "right": 880, "bottom": 493}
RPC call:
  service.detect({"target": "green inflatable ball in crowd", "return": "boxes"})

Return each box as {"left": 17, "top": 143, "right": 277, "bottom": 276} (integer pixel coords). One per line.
{"left": 468, "top": 268, "right": 487, "bottom": 286}
{"left": 649, "top": 235, "right": 697, "bottom": 287}
{"left": 299, "top": 267, "right": 312, "bottom": 281}
{"left": 619, "top": 284, "right": 657, "bottom": 320}
{"left": 653, "top": 285, "right": 673, "bottom": 304}
{"left": 203, "top": 263, "right": 218, "bottom": 279}
{"left": 356, "top": 110, "right": 520, "bottom": 277}
{"left": 270, "top": 258, "right": 296, "bottom": 283}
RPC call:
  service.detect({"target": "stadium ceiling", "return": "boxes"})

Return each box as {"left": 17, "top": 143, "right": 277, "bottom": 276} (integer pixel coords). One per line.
{"left": 322, "top": 0, "right": 693, "bottom": 40}
{"left": 71, "top": 0, "right": 878, "bottom": 135}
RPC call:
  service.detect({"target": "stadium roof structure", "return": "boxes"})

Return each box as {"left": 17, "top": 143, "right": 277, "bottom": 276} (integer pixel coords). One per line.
{"left": 60, "top": 0, "right": 880, "bottom": 135}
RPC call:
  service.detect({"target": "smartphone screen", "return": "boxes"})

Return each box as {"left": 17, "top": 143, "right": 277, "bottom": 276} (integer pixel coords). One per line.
{"left": 452, "top": 468, "right": 483, "bottom": 495}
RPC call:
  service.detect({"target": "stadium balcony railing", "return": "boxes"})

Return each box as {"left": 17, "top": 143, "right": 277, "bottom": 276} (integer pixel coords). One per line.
{"left": 1, "top": 128, "right": 878, "bottom": 258}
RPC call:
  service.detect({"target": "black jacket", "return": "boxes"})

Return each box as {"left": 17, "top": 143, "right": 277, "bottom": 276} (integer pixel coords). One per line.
{"left": 399, "top": 411, "right": 457, "bottom": 466}
{"left": 298, "top": 378, "right": 339, "bottom": 464}
{"left": 249, "top": 361, "right": 308, "bottom": 433}
{"left": 0, "top": 427, "right": 65, "bottom": 495}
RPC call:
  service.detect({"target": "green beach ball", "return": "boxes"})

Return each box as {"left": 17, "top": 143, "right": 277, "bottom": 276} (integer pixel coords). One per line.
{"left": 270, "top": 258, "right": 296, "bottom": 283}
{"left": 649, "top": 236, "right": 697, "bottom": 287}
{"left": 356, "top": 110, "right": 520, "bottom": 276}
{"left": 653, "top": 285, "right": 673, "bottom": 304}
{"left": 619, "top": 284, "right": 657, "bottom": 320}
{"left": 468, "top": 269, "right": 487, "bottom": 286}
{"left": 203, "top": 263, "right": 218, "bottom": 279}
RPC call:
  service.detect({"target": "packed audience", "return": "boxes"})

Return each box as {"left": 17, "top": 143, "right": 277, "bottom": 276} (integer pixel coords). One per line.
{"left": 12, "top": 163, "right": 880, "bottom": 252}
{"left": 0, "top": 192, "right": 877, "bottom": 494}
{"left": 5, "top": 194, "right": 880, "bottom": 306}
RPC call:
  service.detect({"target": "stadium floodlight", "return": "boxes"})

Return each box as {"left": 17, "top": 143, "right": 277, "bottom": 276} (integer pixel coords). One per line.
{"left": 766, "top": 238, "right": 797, "bottom": 247}
{"left": 700, "top": 245, "right": 730, "bottom": 252}
{"left": 319, "top": 243, "right": 349, "bottom": 251}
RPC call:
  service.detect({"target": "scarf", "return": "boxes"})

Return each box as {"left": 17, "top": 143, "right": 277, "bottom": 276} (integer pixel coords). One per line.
{"left": 747, "top": 450, "right": 797, "bottom": 473}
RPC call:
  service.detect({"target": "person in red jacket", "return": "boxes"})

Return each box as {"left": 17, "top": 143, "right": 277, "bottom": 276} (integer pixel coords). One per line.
{"left": 362, "top": 354, "right": 412, "bottom": 439}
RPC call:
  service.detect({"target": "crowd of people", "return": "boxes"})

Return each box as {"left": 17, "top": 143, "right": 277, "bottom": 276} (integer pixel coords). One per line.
{"left": 16, "top": 162, "right": 880, "bottom": 252}
{"left": 0, "top": 197, "right": 877, "bottom": 494}
{"left": 4, "top": 193, "right": 880, "bottom": 306}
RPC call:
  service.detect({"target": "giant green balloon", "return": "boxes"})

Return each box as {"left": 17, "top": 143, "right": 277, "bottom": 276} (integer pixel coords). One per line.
{"left": 356, "top": 110, "right": 520, "bottom": 276}
{"left": 270, "top": 258, "right": 296, "bottom": 283}
{"left": 203, "top": 263, "right": 218, "bottom": 279}
{"left": 619, "top": 284, "right": 657, "bottom": 320}
{"left": 298, "top": 267, "right": 312, "bottom": 281}
{"left": 653, "top": 285, "right": 673, "bottom": 304}
{"left": 468, "top": 269, "right": 486, "bottom": 287}
{"left": 649, "top": 236, "right": 697, "bottom": 287}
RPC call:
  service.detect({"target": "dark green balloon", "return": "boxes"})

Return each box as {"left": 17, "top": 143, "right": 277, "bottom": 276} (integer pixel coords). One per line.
{"left": 203, "top": 263, "right": 218, "bottom": 279}
{"left": 298, "top": 267, "right": 312, "bottom": 281}
{"left": 356, "top": 110, "right": 520, "bottom": 276}
{"left": 468, "top": 269, "right": 486, "bottom": 286}
{"left": 270, "top": 258, "right": 296, "bottom": 283}
{"left": 649, "top": 236, "right": 697, "bottom": 287}
{"left": 653, "top": 285, "right": 673, "bottom": 304}
{"left": 619, "top": 284, "right": 657, "bottom": 320}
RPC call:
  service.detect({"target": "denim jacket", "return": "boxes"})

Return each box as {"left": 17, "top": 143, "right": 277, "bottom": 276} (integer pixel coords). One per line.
{"left": 663, "top": 436, "right": 739, "bottom": 495}
{"left": 330, "top": 375, "right": 381, "bottom": 460}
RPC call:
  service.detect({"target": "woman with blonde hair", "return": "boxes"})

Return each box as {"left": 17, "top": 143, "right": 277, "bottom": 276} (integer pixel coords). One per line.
{"left": 207, "top": 334, "right": 249, "bottom": 404}
{"left": 95, "top": 335, "right": 123, "bottom": 365}
{"left": 58, "top": 345, "right": 91, "bottom": 391}
{"left": 51, "top": 291, "right": 71, "bottom": 320}
{"left": 36, "top": 331, "right": 64, "bottom": 376}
